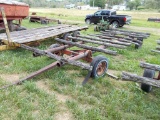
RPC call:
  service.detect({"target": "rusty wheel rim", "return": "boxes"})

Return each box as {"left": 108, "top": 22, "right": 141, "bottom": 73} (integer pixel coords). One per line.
{"left": 96, "top": 61, "right": 107, "bottom": 76}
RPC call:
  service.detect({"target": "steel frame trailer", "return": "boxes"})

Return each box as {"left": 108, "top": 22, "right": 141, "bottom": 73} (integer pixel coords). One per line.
{"left": 0, "top": 8, "right": 118, "bottom": 89}
{"left": 0, "top": 36, "right": 116, "bottom": 89}
{"left": 122, "top": 62, "right": 160, "bottom": 93}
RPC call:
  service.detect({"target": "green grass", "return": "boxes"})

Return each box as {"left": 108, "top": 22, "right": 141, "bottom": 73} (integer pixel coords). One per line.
{"left": 131, "top": 19, "right": 160, "bottom": 28}
{"left": 0, "top": 9, "right": 160, "bottom": 120}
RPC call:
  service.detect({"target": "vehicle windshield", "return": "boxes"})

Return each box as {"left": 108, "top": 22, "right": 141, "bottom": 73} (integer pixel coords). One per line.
{"left": 94, "top": 11, "right": 101, "bottom": 16}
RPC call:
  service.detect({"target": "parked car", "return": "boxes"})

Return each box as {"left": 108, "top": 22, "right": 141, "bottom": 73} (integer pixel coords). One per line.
{"left": 85, "top": 9, "right": 131, "bottom": 27}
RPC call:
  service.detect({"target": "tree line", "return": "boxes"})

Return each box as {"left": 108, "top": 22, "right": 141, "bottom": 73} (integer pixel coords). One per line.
{"left": 18, "top": 0, "right": 160, "bottom": 10}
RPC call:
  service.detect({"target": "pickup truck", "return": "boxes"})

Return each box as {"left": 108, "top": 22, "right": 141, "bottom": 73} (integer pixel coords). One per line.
{"left": 85, "top": 10, "right": 131, "bottom": 28}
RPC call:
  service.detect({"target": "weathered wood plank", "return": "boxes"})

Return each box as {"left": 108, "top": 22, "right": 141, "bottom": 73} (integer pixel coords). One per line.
{"left": 1, "top": 26, "right": 88, "bottom": 44}
{"left": 121, "top": 72, "right": 160, "bottom": 88}
{"left": 140, "top": 62, "right": 160, "bottom": 71}
{"left": 0, "top": 24, "right": 70, "bottom": 38}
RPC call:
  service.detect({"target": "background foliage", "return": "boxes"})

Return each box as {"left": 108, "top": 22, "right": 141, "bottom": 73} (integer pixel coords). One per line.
{"left": 18, "top": 0, "right": 160, "bottom": 10}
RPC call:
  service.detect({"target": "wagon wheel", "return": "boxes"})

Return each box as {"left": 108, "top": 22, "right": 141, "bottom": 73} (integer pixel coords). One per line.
{"left": 94, "top": 26, "right": 98, "bottom": 31}
{"left": 135, "top": 43, "right": 142, "bottom": 49}
{"left": 90, "top": 55, "right": 109, "bottom": 78}
{"left": 72, "top": 31, "right": 80, "bottom": 42}
{"left": 63, "top": 33, "right": 71, "bottom": 41}
{"left": 141, "top": 69, "right": 155, "bottom": 93}
{"left": 48, "top": 44, "right": 63, "bottom": 56}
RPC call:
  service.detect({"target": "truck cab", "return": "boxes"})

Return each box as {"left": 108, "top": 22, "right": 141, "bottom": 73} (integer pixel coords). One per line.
{"left": 85, "top": 10, "right": 131, "bottom": 28}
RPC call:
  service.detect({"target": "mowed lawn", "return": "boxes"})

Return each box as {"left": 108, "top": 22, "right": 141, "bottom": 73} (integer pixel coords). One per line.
{"left": 0, "top": 8, "right": 160, "bottom": 120}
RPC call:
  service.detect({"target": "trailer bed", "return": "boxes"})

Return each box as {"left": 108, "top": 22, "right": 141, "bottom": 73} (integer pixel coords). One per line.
{"left": 0, "top": 24, "right": 88, "bottom": 44}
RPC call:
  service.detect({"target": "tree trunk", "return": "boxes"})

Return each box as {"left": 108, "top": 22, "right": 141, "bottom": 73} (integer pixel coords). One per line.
{"left": 151, "top": 49, "right": 160, "bottom": 54}
{"left": 68, "top": 36, "right": 126, "bottom": 49}
{"left": 105, "top": 29, "right": 150, "bottom": 36}
{"left": 77, "top": 35, "right": 131, "bottom": 46}
{"left": 140, "top": 62, "right": 160, "bottom": 71}
{"left": 55, "top": 38, "right": 117, "bottom": 55}
{"left": 156, "top": 46, "right": 160, "bottom": 50}
{"left": 121, "top": 72, "right": 160, "bottom": 88}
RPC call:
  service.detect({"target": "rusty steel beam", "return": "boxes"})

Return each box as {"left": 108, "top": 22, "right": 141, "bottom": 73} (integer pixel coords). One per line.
{"left": 0, "top": 62, "right": 58, "bottom": 90}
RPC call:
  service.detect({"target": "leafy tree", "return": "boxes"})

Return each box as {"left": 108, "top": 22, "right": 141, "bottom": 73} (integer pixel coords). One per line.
{"left": 134, "top": 0, "right": 141, "bottom": 9}
{"left": 90, "top": 0, "right": 106, "bottom": 8}
{"left": 145, "top": 0, "right": 160, "bottom": 9}
{"left": 127, "top": 0, "right": 141, "bottom": 10}
{"left": 127, "top": 1, "right": 135, "bottom": 10}
{"left": 107, "top": 0, "right": 124, "bottom": 6}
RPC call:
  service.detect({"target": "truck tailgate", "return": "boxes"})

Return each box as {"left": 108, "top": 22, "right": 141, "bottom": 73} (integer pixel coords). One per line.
{"left": 126, "top": 16, "right": 132, "bottom": 24}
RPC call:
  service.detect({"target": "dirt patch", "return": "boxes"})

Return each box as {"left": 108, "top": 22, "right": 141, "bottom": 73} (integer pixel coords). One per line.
{"left": 0, "top": 74, "right": 25, "bottom": 83}
{"left": 114, "top": 54, "right": 125, "bottom": 60}
{"left": 54, "top": 106, "right": 73, "bottom": 120}
{"left": 124, "top": 26, "right": 160, "bottom": 35}
{"left": 36, "top": 81, "right": 52, "bottom": 94}
{"left": 36, "top": 81, "right": 74, "bottom": 120}
{"left": 67, "top": 70, "right": 79, "bottom": 75}
{"left": 36, "top": 81, "right": 72, "bottom": 102}
{"left": 107, "top": 69, "right": 120, "bottom": 76}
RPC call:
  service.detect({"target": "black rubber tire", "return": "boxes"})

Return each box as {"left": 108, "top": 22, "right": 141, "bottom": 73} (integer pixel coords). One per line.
{"left": 85, "top": 19, "right": 91, "bottom": 24}
{"left": 41, "top": 20, "right": 48, "bottom": 24}
{"left": 141, "top": 69, "right": 155, "bottom": 93}
{"left": 90, "top": 55, "right": 109, "bottom": 78}
{"left": 94, "top": 26, "right": 98, "bottom": 31}
{"left": 72, "top": 31, "right": 80, "bottom": 37}
{"left": 72, "top": 31, "right": 80, "bottom": 42}
{"left": 16, "top": 26, "right": 27, "bottom": 31}
{"left": 48, "top": 44, "right": 62, "bottom": 56}
{"left": 29, "top": 19, "right": 34, "bottom": 22}
{"left": 135, "top": 44, "right": 142, "bottom": 49}
{"left": 48, "top": 44, "right": 60, "bottom": 49}
{"left": 112, "top": 21, "right": 119, "bottom": 28}
{"left": 119, "top": 25, "right": 124, "bottom": 27}
{"left": 63, "top": 33, "right": 71, "bottom": 41}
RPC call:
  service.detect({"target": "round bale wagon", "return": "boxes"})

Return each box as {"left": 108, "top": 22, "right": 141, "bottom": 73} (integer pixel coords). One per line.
{"left": 0, "top": 0, "right": 29, "bottom": 32}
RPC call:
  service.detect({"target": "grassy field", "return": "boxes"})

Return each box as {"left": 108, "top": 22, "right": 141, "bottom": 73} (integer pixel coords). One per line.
{"left": 0, "top": 8, "right": 160, "bottom": 120}
{"left": 30, "top": 8, "right": 160, "bottom": 28}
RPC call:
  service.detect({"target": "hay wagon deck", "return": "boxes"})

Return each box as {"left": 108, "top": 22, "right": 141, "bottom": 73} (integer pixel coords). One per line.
{"left": 0, "top": 24, "right": 88, "bottom": 51}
